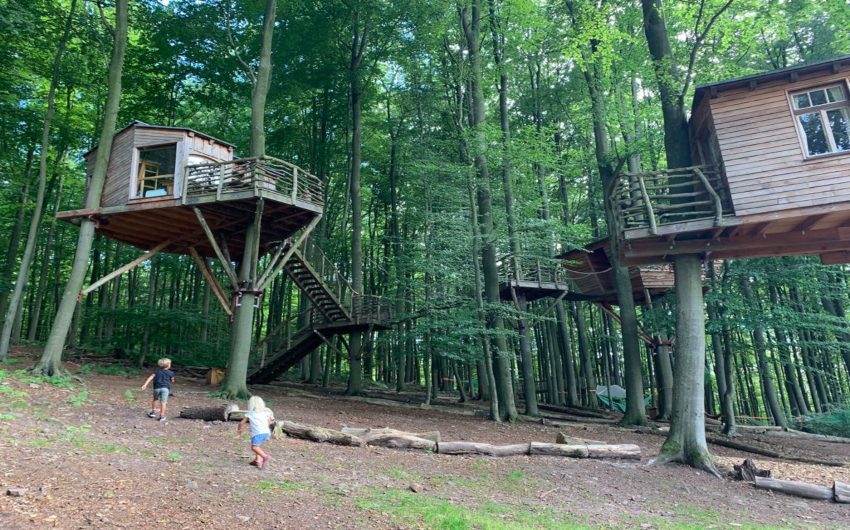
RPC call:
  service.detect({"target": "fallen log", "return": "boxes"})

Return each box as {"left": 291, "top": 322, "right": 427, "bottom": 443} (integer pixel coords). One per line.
{"left": 436, "top": 442, "right": 530, "bottom": 457}
{"left": 834, "top": 481, "right": 850, "bottom": 503}
{"left": 341, "top": 427, "right": 441, "bottom": 443}
{"left": 280, "top": 421, "right": 364, "bottom": 447}
{"left": 364, "top": 434, "right": 436, "bottom": 451}
{"left": 179, "top": 403, "right": 238, "bottom": 422}
{"left": 529, "top": 442, "right": 641, "bottom": 459}
{"left": 763, "top": 429, "right": 850, "bottom": 445}
{"left": 706, "top": 435, "right": 846, "bottom": 467}
{"left": 555, "top": 432, "right": 606, "bottom": 445}
{"left": 754, "top": 476, "right": 834, "bottom": 501}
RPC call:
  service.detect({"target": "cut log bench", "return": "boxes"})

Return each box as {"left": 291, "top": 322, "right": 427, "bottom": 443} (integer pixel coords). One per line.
{"left": 176, "top": 406, "right": 642, "bottom": 460}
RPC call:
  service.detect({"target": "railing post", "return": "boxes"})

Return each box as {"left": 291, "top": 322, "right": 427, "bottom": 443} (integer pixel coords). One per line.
{"left": 216, "top": 164, "right": 225, "bottom": 201}
{"left": 292, "top": 166, "right": 299, "bottom": 202}
{"left": 636, "top": 174, "right": 658, "bottom": 235}
{"left": 693, "top": 167, "right": 725, "bottom": 227}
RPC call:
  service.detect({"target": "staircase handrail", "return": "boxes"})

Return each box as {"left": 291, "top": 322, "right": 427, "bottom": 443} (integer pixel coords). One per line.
{"left": 497, "top": 254, "right": 570, "bottom": 285}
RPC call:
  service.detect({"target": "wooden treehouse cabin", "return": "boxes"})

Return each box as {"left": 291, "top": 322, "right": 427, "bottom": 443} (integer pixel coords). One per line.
{"left": 613, "top": 55, "right": 850, "bottom": 266}
{"left": 57, "top": 122, "right": 389, "bottom": 383}
{"left": 558, "top": 240, "right": 674, "bottom": 305}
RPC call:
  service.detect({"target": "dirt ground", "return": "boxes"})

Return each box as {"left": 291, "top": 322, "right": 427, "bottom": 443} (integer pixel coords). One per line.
{"left": 1, "top": 350, "right": 849, "bottom": 529}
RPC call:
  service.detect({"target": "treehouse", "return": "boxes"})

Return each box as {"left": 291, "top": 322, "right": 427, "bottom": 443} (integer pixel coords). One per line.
{"left": 57, "top": 122, "right": 390, "bottom": 383}
{"left": 58, "top": 121, "right": 322, "bottom": 258}
{"left": 614, "top": 55, "right": 850, "bottom": 266}
{"left": 558, "top": 240, "right": 674, "bottom": 305}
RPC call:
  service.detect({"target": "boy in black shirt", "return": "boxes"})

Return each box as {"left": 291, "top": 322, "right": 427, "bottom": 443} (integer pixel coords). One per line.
{"left": 141, "top": 358, "right": 175, "bottom": 421}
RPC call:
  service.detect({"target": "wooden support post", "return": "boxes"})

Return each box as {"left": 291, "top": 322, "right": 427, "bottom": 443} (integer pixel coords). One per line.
{"left": 216, "top": 164, "right": 225, "bottom": 201}
{"left": 637, "top": 174, "right": 657, "bottom": 235}
{"left": 693, "top": 167, "right": 724, "bottom": 227}
{"left": 256, "top": 215, "right": 322, "bottom": 291}
{"left": 80, "top": 240, "right": 170, "bottom": 297}
{"left": 188, "top": 247, "right": 233, "bottom": 316}
{"left": 192, "top": 207, "right": 239, "bottom": 290}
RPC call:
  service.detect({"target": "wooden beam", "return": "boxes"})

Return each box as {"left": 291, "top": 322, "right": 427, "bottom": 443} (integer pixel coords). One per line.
{"left": 792, "top": 214, "right": 826, "bottom": 234}
{"left": 193, "top": 207, "right": 239, "bottom": 290}
{"left": 596, "top": 302, "right": 653, "bottom": 345}
{"left": 188, "top": 247, "right": 233, "bottom": 316}
{"left": 81, "top": 240, "right": 170, "bottom": 297}
{"left": 623, "top": 226, "right": 850, "bottom": 263}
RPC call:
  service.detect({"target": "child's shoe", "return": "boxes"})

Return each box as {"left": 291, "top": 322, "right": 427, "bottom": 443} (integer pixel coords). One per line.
{"left": 158, "top": 416, "right": 167, "bottom": 422}
{"left": 147, "top": 411, "right": 156, "bottom": 418}
{"left": 263, "top": 455, "right": 271, "bottom": 468}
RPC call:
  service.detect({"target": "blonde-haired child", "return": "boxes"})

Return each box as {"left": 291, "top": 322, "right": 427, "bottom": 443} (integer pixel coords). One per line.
{"left": 237, "top": 395, "right": 275, "bottom": 468}
{"left": 141, "top": 358, "right": 174, "bottom": 421}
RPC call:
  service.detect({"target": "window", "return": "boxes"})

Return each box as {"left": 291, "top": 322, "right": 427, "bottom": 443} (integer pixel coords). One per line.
{"left": 136, "top": 145, "right": 176, "bottom": 198}
{"left": 790, "top": 84, "right": 850, "bottom": 157}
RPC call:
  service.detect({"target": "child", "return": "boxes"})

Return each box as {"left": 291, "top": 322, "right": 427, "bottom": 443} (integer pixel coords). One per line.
{"left": 141, "top": 358, "right": 175, "bottom": 422}
{"left": 237, "top": 396, "right": 275, "bottom": 469}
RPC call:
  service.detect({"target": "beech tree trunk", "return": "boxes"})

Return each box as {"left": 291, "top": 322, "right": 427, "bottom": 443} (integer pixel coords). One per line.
{"left": 36, "top": 0, "right": 128, "bottom": 375}
{"left": 461, "top": 0, "right": 517, "bottom": 422}
{"left": 222, "top": 0, "right": 276, "bottom": 399}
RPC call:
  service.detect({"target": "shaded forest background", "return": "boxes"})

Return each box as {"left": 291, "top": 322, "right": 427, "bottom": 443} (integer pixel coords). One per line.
{"left": 2, "top": 0, "right": 850, "bottom": 434}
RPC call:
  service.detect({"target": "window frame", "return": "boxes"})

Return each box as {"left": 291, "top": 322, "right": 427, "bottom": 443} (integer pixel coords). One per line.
{"left": 131, "top": 142, "right": 179, "bottom": 199}
{"left": 788, "top": 80, "right": 850, "bottom": 159}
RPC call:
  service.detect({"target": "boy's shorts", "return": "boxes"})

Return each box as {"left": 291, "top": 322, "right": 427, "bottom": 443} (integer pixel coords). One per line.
{"left": 153, "top": 388, "right": 169, "bottom": 403}
{"left": 251, "top": 433, "right": 270, "bottom": 446}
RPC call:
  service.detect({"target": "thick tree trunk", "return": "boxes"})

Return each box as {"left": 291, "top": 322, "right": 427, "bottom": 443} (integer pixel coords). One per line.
{"left": 652, "top": 256, "right": 718, "bottom": 476}
{"left": 36, "top": 0, "right": 127, "bottom": 375}
{"left": 222, "top": 0, "right": 276, "bottom": 399}
{"left": 346, "top": 11, "right": 367, "bottom": 396}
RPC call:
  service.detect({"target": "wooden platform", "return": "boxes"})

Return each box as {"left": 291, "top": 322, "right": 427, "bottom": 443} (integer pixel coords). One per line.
{"left": 57, "top": 156, "right": 323, "bottom": 259}
{"left": 559, "top": 241, "right": 675, "bottom": 304}
{"left": 57, "top": 193, "right": 320, "bottom": 259}
{"left": 618, "top": 202, "right": 850, "bottom": 266}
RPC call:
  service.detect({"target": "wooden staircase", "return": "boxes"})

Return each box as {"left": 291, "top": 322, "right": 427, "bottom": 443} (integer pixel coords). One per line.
{"left": 246, "top": 246, "right": 390, "bottom": 385}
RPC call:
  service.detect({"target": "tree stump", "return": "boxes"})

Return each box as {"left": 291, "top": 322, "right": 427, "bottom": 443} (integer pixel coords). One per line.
{"left": 732, "top": 459, "right": 771, "bottom": 482}
{"left": 206, "top": 368, "right": 225, "bottom": 386}
{"left": 179, "top": 403, "right": 238, "bottom": 422}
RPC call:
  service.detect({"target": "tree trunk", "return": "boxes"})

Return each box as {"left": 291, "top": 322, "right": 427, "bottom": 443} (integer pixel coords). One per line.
{"left": 0, "top": 0, "right": 77, "bottom": 358}
{"left": 652, "top": 255, "right": 719, "bottom": 476}
{"left": 0, "top": 147, "right": 34, "bottom": 326}
{"left": 345, "top": 11, "right": 367, "bottom": 396}
{"left": 36, "top": 0, "right": 127, "bottom": 375}
{"left": 461, "top": 1, "right": 516, "bottom": 421}
{"left": 740, "top": 278, "right": 787, "bottom": 428}
{"left": 221, "top": 0, "right": 276, "bottom": 399}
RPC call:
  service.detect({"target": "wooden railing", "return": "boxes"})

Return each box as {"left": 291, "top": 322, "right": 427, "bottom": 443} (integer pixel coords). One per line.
{"left": 498, "top": 255, "right": 570, "bottom": 286}
{"left": 310, "top": 294, "right": 393, "bottom": 327}
{"left": 182, "top": 155, "right": 323, "bottom": 207}
{"left": 611, "top": 165, "right": 732, "bottom": 234}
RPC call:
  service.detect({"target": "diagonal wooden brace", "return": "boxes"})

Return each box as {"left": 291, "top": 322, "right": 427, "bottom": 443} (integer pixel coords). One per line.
{"left": 193, "top": 207, "right": 239, "bottom": 290}
{"left": 188, "top": 247, "right": 233, "bottom": 316}
{"left": 80, "top": 240, "right": 170, "bottom": 298}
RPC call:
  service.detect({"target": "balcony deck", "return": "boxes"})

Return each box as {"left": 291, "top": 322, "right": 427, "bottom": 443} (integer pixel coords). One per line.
{"left": 57, "top": 156, "right": 323, "bottom": 259}
{"left": 612, "top": 165, "right": 850, "bottom": 266}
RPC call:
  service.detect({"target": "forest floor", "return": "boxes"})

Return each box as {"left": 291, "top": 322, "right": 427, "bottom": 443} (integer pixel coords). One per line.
{"left": 1, "top": 348, "right": 849, "bottom": 529}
